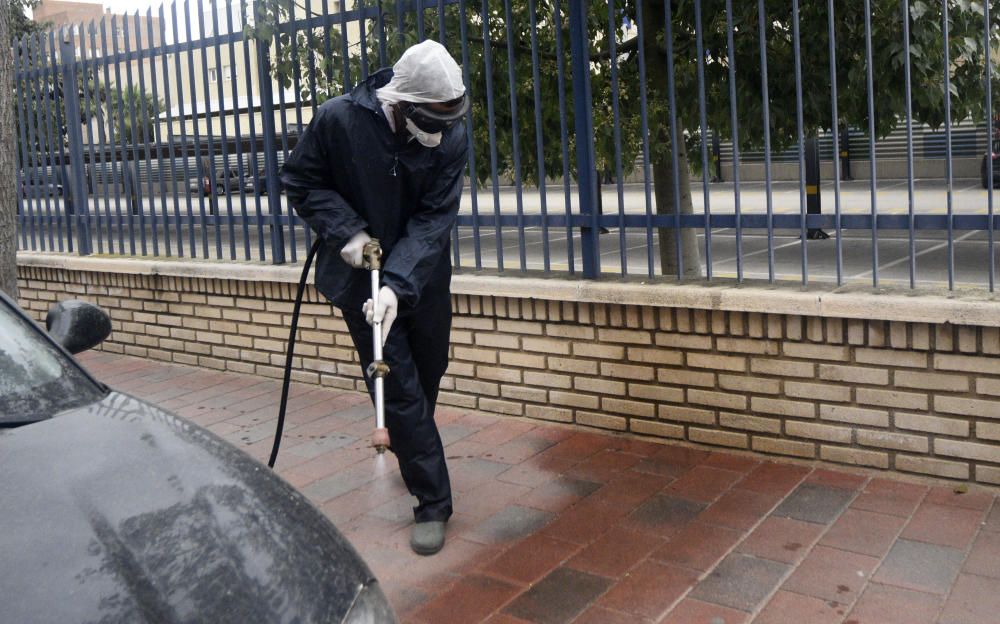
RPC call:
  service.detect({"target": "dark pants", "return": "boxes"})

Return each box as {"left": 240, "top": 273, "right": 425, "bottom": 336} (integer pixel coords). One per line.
{"left": 342, "top": 289, "right": 453, "bottom": 523}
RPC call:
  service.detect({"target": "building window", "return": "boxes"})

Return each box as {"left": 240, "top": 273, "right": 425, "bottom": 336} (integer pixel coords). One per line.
{"left": 208, "top": 67, "right": 217, "bottom": 83}
{"left": 223, "top": 65, "right": 235, "bottom": 81}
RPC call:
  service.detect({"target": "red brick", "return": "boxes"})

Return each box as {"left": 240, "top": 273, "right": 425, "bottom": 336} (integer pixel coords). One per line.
{"left": 900, "top": 502, "right": 986, "bottom": 549}
{"left": 737, "top": 462, "right": 810, "bottom": 496}
{"left": 924, "top": 485, "right": 996, "bottom": 511}
{"left": 804, "top": 468, "right": 868, "bottom": 491}
{"left": 566, "top": 527, "right": 665, "bottom": 578}
{"left": 565, "top": 449, "right": 643, "bottom": 483}
{"left": 412, "top": 574, "right": 522, "bottom": 624}
{"left": 665, "top": 466, "right": 744, "bottom": 503}
{"left": 650, "top": 522, "right": 743, "bottom": 572}
{"left": 482, "top": 534, "right": 581, "bottom": 585}
{"left": 781, "top": 545, "right": 881, "bottom": 604}
{"left": 938, "top": 573, "right": 1000, "bottom": 624}
{"left": 961, "top": 530, "right": 1000, "bottom": 579}
{"left": 660, "top": 598, "right": 750, "bottom": 624}
{"left": 571, "top": 606, "right": 641, "bottom": 624}
{"left": 846, "top": 583, "right": 941, "bottom": 624}
{"left": 755, "top": 590, "right": 846, "bottom": 624}
{"left": 702, "top": 451, "right": 761, "bottom": 473}
{"left": 820, "top": 508, "right": 907, "bottom": 557}
{"left": 737, "top": 517, "right": 826, "bottom": 564}
{"left": 596, "top": 560, "right": 698, "bottom": 621}
{"left": 850, "top": 477, "right": 928, "bottom": 518}
{"left": 698, "top": 488, "right": 784, "bottom": 531}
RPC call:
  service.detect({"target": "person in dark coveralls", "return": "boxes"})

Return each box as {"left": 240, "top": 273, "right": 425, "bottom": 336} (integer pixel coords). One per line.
{"left": 280, "top": 40, "right": 469, "bottom": 556}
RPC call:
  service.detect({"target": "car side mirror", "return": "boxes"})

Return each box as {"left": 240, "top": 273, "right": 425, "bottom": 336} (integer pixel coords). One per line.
{"left": 46, "top": 300, "right": 112, "bottom": 354}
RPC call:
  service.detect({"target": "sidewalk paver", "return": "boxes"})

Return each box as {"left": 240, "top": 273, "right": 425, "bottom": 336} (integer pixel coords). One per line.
{"left": 78, "top": 351, "right": 1000, "bottom": 624}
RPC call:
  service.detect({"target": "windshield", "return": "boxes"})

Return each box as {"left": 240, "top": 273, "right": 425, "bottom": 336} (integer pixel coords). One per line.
{"left": 0, "top": 300, "right": 106, "bottom": 426}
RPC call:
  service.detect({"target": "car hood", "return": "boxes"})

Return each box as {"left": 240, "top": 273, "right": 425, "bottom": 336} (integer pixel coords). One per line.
{"left": 0, "top": 392, "right": 379, "bottom": 624}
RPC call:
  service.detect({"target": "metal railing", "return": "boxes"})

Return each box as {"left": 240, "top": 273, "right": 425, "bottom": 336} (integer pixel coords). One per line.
{"left": 13, "top": 0, "right": 1000, "bottom": 291}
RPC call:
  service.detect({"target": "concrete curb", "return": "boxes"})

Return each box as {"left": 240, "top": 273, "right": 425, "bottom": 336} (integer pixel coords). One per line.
{"left": 17, "top": 251, "right": 1000, "bottom": 327}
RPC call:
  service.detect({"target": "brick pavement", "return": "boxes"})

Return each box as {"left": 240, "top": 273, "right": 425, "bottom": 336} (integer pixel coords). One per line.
{"left": 79, "top": 351, "right": 1000, "bottom": 624}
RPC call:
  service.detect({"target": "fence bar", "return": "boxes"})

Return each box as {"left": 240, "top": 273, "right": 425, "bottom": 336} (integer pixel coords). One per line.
{"left": 694, "top": 0, "right": 711, "bottom": 280}
{"left": 173, "top": 0, "right": 198, "bottom": 257}
{"left": 183, "top": 1, "right": 209, "bottom": 257}
{"left": 942, "top": 0, "right": 954, "bottom": 289}
{"left": 60, "top": 33, "right": 92, "bottom": 255}
{"left": 102, "top": 20, "right": 126, "bottom": 255}
{"left": 359, "top": 1, "right": 370, "bottom": 79}
{"left": 145, "top": 11, "right": 169, "bottom": 256}
{"left": 158, "top": 7, "right": 181, "bottom": 257}
{"left": 724, "top": 0, "right": 742, "bottom": 281}
{"left": 528, "top": 0, "right": 548, "bottom": 272}
{"left": 665, "top": 1, "right": 683, "bottom": 278}
{"left": 225, "top": 0, "right": 252, "bottom": 261}
{"left": 864, "top": 0, "right": 878, "bottom": 287}
{"left": 122, "top": 17, "right": 146, "bottom": 255}
{"left": 255, "top": 0, "right": 286, "bottom": 264}
{"left": 437, "top": 0, "right": 446, "bottom": 43}
{"left": 322, "top": 0, "right": 334, "bottom": 93}
{"left": 481, "top": 0, "right": 503, "bottom": 271}
{"left": 986, "top": 0, "right": 995, "bottom": 291}
{"left": 271, "top": 1, "right": 297, "bottom": 263}
{"left": 88, "top": 24, "right": 112, "bottom": 254}
{"left": 634, "top": 0, "right": 653, "bottom": 277}
{"left": 567, "top": 0, "right": 599, "bottom": 277}
{"left": 52, "top": 32, "right": 75, "bottom": 252}
{"left": 23, "top": 35, "right": 47, "bottom": 251}
{"left": 15, "top": 38, "right": 38, "bottom": 251}
{"left": 134, "top": 13, "right": 159, "bottom": 257}
{"left": 902, "top": 0, "right": 916, "bottom": 288}
{"left": 502, "top": 0, "right": 526, "bottom": 271}
{"left": 757, "top": 0, "right": 774, "bottom": 281}
{"left": 458, "top": 0, "right": 480, "bottom": 269}
{"left": 80, "top": 26, "right": 103, "bottom": 255}
{"left": 339, "top": 0, "right": 350, "bottom": 90}
{"left": 827, "top": 0, "right": 843, "bottom": 285}
{"left": 554, "top": 0, "right": 574, "bottom": 274}
{"left": 607, "top": 0, "right": 625, "bottom": 274}
{"left": 196, "top": 0, "right": 223, "bottom": 259}
{"left": 240, "top": 0, "right": 266, "bottom": 261}
{"left": 376, "top": 0, "right": 387, "bottom": 66}
{"left": 305, "top": 0, "right": 319, "bottom": 114}
{"left": 210, "top": 0, "right": 238, "bottom": 259}
{"left": 416, "top": 0, "right": 425, "bottom": 40}
{"left": 39, "top": 34, "right": 60, "bottom": 251}
{"left": 46, "top": 33, "right": 67, "bottom": 251}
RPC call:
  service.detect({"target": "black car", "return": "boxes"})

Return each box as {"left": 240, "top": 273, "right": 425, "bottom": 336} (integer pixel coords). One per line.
{"left": 0, "top": 292, "right": 397, "bottom": 624}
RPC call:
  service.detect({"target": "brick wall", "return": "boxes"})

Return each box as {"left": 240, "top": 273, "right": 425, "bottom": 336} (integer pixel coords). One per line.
{"left": 16, "top": 259, "right": 1000, "bottom": 485}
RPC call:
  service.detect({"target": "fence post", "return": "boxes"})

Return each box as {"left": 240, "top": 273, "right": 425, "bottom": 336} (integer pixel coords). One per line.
{"left": 805, "top": 136, "right": 828, "bottom": 240}
{"left": 60, "top": 34, "right": 92, "bottom": 255}
{"left": 255, "top": 0, "right": 286, "bottom": 265}
{"left": 567, "top": 1, "right": 600, "bottom": 278}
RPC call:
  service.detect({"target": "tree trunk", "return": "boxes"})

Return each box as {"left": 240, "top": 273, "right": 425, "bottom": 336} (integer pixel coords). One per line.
{"left": 641, "top": 0, "right": 702, "bottom": 279}
{"left": 652, "top": 137, "right": 702, "bottom": 278}
{"left": 0, "top": 0, "right": 18, "bottom": 299}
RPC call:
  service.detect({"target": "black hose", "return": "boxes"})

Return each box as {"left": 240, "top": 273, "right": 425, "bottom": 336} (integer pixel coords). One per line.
{"left": 268, "top": 238, "right": 322, "bottom": 468}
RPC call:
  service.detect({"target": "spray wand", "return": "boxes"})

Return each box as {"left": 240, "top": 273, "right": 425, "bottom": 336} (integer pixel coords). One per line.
{"left": 363, "top": 239, "right": 391, "bottom": 454}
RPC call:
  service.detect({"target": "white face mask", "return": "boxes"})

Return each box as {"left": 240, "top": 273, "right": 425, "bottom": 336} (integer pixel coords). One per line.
{"left": 405, "top": 117, "right": 442, "bottom": 148}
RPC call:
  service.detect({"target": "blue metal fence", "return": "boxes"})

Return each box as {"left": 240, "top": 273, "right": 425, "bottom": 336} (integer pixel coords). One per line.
{"left": 13, "top": 0, "right": 1000, "bottom": 291}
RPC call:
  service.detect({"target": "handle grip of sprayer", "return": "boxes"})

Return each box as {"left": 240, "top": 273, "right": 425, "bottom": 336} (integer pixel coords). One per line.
{"left": 362, "top": 239, "right": 382, "bottom": 271}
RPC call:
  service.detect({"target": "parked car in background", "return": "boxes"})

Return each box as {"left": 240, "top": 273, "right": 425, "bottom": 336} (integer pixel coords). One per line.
{"left": 0, "top": 292, "right": 397, "bottom": 624}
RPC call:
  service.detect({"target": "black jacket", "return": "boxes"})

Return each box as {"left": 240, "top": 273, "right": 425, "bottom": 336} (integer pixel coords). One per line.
{"left": 280, "top": 68, "right": 468, "bottom": 309}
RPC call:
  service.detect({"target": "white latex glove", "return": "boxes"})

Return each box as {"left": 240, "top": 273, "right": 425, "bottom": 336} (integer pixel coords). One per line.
{"left": 340, "top": 230, "right": 372, "bottom": 268}
{"left": 362, "top": 286, "right": 398, "bottom": 346}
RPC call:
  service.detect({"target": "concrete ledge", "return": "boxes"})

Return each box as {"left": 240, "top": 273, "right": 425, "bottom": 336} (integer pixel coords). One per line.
{"left": 17, "top": 251, "right": 1000, "bottom": 327}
